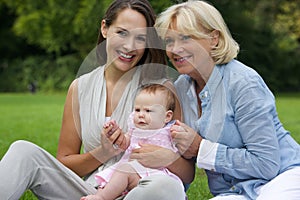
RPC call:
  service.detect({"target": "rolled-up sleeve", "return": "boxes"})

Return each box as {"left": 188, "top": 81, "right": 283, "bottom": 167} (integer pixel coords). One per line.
{"left": 197, "top": 139, "right": 218, "bottom": 171}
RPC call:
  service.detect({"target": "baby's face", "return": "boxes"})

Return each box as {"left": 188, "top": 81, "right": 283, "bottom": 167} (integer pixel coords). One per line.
{"left": 133, "top": 90, "right": 168, "bottom": 130}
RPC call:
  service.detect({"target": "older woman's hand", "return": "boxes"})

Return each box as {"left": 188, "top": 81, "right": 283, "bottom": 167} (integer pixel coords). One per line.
{"left": 170, "top": 120, "right": 202, "bottom": 159}
{"left": 130, "top": 143, "right": 180, "bottom": 169}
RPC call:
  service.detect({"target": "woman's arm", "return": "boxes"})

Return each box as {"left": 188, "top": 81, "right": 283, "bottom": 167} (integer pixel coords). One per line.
{"left": 212, "top": 77, "right": 281, "bottom": 180}
{"left": 56, "top": 80, "right": 117, "bottom": 177}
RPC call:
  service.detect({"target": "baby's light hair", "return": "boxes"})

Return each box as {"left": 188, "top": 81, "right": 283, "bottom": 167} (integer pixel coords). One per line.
{"left": 139, "top": 84, "right": 175, "bottom": 112}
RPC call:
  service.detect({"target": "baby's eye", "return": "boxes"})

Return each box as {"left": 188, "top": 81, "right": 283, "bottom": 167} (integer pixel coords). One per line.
{"left": 146, "top": 109, "right": 152, "bottom": 113}
{"left": 135, "top": 108, "right": 140, "bottom": 112}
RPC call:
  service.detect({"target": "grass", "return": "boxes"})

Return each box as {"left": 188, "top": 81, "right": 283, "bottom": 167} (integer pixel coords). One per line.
{"left": 0, "top": 93, "right": 299, "bottom": 200}
{"left": 0, "top": 93, "right": 66, "bottom": 157}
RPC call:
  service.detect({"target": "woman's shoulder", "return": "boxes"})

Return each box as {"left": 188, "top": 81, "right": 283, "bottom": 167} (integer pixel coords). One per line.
{"left": 219, "top": 59, "right": 265, "bottom": 89}
{"left": 76, "top": 66, "right": 105, "bottom": 99}
{"left": 77, "top": 66, "right": 105, "bottom": 89}
{"left": 175, "top": 74, "right": 191, "bottom": 82}
{"left": 221, "top": 60, "right": 273, "bottom": 99}
{"left": 174, "top": 74, "right": 192, "bottom": 88}
{"left": 78, "top": 66, "right": 104, "bottom": 81}
{"left": 222, "top": 59, "right": 260, "bottom": 78}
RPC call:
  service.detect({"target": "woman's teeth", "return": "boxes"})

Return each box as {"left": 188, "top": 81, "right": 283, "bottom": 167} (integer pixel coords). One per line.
{"left": 175, "top": 56, "right": 191, "bottom": 62}
{"left": 120, "top": 52, "right": 133, "bottom": 59}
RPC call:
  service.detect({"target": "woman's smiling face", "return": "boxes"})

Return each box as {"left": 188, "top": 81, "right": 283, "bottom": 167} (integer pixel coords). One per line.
{"left": 164, "top": 23, "right": 215, "bottom": 82}
{"left": 101, "top": 8, "right": 147, "bottom": 72}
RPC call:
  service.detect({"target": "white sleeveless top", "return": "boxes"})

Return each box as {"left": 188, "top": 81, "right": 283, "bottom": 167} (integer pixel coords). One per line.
{"left": 77, "top": 65, "right": 142, "bottom": 186}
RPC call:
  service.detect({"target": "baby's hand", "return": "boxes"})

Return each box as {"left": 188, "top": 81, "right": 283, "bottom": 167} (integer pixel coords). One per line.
{"left": 103, "top": 120, "right": 119, "bottom": 136}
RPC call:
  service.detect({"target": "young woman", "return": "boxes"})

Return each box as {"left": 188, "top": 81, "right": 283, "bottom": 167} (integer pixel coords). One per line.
{"left": 0, "top": 0, "right": 193, "bottom": 199}
{"left": 155, "top": 1, "right": 300, "bottom": 199}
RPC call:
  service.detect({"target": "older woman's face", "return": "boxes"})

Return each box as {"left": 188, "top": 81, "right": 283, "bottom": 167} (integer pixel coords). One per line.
{"left": 164, "top": 24, "right": 214, "bottom": 81}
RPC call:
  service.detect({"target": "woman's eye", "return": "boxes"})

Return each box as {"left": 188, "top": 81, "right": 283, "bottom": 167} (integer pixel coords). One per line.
{"left": 117, "top": 30, "right": 127, "bottom": 37}
{"left": 136, "top": 35, "right": 146, "bottom": 43}
{"left": 164, "top": 38, "right": 174, "bottom": 46}
{"left": 181, "top": 35, "right": 191, "bottom": 41}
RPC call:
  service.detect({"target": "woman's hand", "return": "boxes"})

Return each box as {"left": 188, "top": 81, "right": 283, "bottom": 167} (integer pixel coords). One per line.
{"left": 170, "top": 120, "right": 202, "bottom": 159}
{"left": 130, "top": 143, "right": 180, "bottom": 169}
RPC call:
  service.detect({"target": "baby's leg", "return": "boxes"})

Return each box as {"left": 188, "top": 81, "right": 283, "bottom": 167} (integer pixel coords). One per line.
{"left": 96, "top": 163, "right": 140, "bottom": 200}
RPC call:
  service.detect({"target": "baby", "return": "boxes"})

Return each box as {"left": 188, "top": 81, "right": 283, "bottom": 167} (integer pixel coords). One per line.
{"left": 81, "top": 84, "right": 184, "bottom": 200}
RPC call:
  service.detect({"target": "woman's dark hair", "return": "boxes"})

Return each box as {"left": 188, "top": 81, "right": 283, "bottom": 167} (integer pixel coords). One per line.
{"left": 96, "top": 0, "right": 166, "bottom": 66}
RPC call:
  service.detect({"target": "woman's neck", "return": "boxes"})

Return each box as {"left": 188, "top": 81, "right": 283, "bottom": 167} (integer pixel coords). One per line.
{"left": 104, "top": 65, "right": 137, "bottom": 116}
{"left": 104, "top": 65, "right": 123, "bottom": 117}
{"left": 104, "top": 65, "right": 124, "bottom": 85}
{"left": 194, "top": 78, "right": 206, "bottom": 94}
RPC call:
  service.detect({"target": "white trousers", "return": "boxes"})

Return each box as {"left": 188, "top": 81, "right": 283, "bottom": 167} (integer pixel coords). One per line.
{"left": 0, "top": 140, "right": 185, "bottom": 200}
{"left": 210, "top": 166, "right": 300, "bottom": 200}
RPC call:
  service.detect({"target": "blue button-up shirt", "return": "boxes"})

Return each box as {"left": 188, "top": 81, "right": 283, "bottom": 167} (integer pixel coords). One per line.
{"left": 175, "top": 59, "right": 300, "bottom": 199}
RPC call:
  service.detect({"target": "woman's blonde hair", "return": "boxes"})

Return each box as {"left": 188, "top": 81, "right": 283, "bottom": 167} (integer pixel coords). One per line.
{"left": 155, "top": 0, "right": 239, "bottom": 64}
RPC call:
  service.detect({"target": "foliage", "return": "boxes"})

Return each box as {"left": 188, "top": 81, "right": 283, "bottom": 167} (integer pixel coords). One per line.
{"left": 0, "top": 55, "right": 80, "bottom": 92}
{"left": 210, "top": 0, "right": 300, "bottom": 92}
{"left": 0, "top": 0, "right": 300, "bottom": 92}
{"left": 2, "top": 0, "right": 107, "bottom": 56}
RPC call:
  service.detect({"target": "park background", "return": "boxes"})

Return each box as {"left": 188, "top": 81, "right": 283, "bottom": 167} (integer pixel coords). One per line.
{"left": 0, "top": 0, "right": 300, "bottom": 199}
{"left": 1, "top": 0, "right": 300, "bottom": 93}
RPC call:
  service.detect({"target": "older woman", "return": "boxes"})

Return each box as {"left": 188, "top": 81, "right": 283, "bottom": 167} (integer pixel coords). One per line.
{"left": 155, "top": 1, "right": 300, "bottom": 199}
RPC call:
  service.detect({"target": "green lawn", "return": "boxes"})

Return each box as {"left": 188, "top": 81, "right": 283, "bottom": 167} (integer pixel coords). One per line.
{"left": 0, "top": 93, "right": 299, "bottom": 200}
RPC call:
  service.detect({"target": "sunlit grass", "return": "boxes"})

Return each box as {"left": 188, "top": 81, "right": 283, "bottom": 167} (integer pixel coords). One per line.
{"left": 0, "top": 93, "right": 299, "bottom": 200}
{"left": 0, "top": 93, "right": 65, "bottom": 158}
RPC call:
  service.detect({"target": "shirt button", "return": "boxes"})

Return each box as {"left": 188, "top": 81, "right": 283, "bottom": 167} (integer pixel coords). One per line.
{"left": 200, "top": 91, "right": 208, "bottom": 99}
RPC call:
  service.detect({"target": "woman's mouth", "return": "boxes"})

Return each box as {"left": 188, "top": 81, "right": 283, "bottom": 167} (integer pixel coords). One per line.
{"left": 117, "top": 50, "right": 135, "bottom": 61}
{"left": 174, "top": 55, "right": 192, "bottom": 63}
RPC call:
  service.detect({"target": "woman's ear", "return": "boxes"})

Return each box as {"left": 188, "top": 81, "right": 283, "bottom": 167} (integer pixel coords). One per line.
{"left": 165, "top": 110, "right": 174, "bottom": 124}
{"left": 210, "top": 30, "right": 219, "bottom": 48}
{"left": 101, "top": 20, "right": 108, "bottom": 39}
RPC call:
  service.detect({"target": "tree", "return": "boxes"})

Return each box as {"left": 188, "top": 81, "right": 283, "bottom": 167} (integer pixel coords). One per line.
{"left": 1, "top": 0, "right": 300, "bottom": 92}
{"left": 210, "top": 0, "right": 300, "bottom": 91}
{"left": 2, "top": 0, "right": 108, "bottom": 57}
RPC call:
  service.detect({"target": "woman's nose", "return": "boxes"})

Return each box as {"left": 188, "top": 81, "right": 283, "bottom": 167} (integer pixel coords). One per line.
{"left": 123, "top": 37, "right": 135, "bottom": 52}
{"left": 167, "top": 40, "right": 184, "bottom": 55}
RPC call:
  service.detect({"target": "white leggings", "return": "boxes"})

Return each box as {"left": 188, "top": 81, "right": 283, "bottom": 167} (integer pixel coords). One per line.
{"left": 210, "top": 166, "right": 300, "bottom": 200}
{"left": 0, "top": 140, "right": 185, "bottom": 200}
